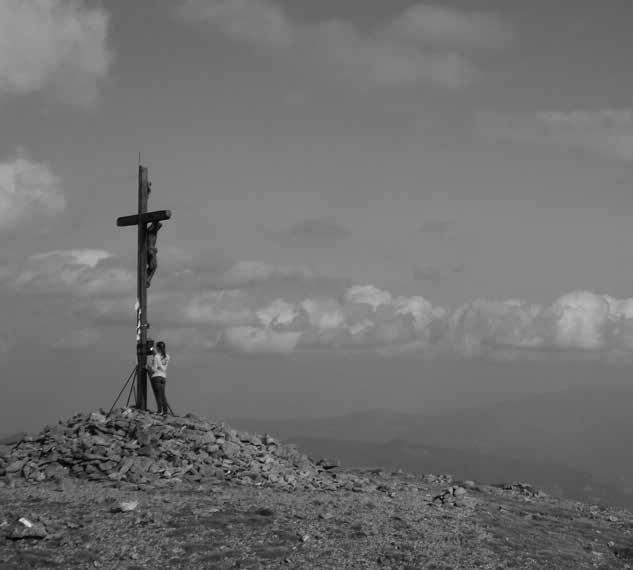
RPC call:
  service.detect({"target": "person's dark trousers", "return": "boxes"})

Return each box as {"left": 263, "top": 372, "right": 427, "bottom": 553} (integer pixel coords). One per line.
{"left": 160, "top": 380, "right": 170, "bottom": 414}
{"left": 150, "top": 376, "right": 167, "bottom": 414}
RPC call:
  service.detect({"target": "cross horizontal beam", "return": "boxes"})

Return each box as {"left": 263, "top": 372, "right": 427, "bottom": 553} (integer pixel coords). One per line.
{"left": 116, "top": 209, "right": 171, "bottom": 227}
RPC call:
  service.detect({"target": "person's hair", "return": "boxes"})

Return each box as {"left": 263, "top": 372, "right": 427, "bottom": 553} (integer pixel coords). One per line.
{"left": 156, "top": 341, "right": 166, "bottom": 356}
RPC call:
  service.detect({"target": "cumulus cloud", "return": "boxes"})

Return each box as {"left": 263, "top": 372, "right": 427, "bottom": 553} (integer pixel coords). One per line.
{"left": 300, "top": 298, "right": 345, "bottom": 330}
{"left": 230, "top": 284, "right": 446, "bottom": 353}
{"left": 477, "top": 109, "right": 633, "bottom": 162}
{"left": 0, "top": 0, "right": 111, "bottom": 105}
{"left": 550, "top": 292, "right": 610, "bottom": 350}
{"left": 109, "top": 279, "right": 633, "bottom": 359}
{"left": 179, "top": 0, "right": 293, "bottom": 47}
{"left": 178, "top": 1, "right": 511, "bottom": 89}
{"left": 288, "top": 286, "right": 445, "bottom": 351}
{"left": 449, "top": 298, "right": 547, "bottom": 356}
{"left": 12, "top": 249, "right": 133, "bottom": 296}
{"left": 256, "top": 299, "right": 298, "bottom": 328}
{"left": 0, "top": 155, "right": 66, "bottom": 233}
{"left": 185, "top": 283, "right": 633, "bottom": 357}
{"left": 212, "top": 285, "right": 436, "bottom": 353}
{"left": 388, "top": 4, "right": 512, "bottom": 49}
{"left": 448, "top": 291, "right": 633, "bottom": 359}
{"left": 345, "top": 284, "right": 392, "bottom": 310}
{"left": 9, "top": 248, "right": 633, "bottom": 361}
{"left": 311, "top": 20, "right": 477, "bottom": 89}
{"left": 180, "top": 290, "right": 256, "bottom": 326}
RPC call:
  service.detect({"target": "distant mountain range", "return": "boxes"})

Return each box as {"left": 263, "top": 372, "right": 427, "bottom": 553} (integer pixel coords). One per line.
{"left": 287, "top": 436, "right": 627, "bottom": 508}
{"left": 230, "top": 385, "right": 633, "bottom": 510}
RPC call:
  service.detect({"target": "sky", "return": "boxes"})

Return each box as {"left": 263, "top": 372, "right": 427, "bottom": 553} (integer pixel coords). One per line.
{"left": 3, "top": 0, "right": 633, "bottom": 432}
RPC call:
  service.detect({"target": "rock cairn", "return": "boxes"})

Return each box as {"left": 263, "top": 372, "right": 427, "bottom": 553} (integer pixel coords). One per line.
{"left": 494, "top": 482, "right": 547, "bottom": 499}
{"left": 432, "top": 485, "right": 470, "bottom": 507}
{"left": 0, "top": 409, "right": 350, "bottom": 491}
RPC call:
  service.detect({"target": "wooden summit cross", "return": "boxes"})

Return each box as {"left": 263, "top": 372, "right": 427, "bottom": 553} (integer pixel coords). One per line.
{"left": 116, "top": 164, "right": 171, "bottom": 410}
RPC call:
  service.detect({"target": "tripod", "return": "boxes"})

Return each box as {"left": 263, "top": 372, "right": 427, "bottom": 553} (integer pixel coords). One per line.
{"left": 107, "top": 365, "right": 176, "bottom": 417}
{"left": 107, "top": 364, "right": 138, "bottom": 417}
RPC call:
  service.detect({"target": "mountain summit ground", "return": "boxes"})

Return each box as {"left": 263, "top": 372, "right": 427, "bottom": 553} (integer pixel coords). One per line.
{"left": 1, "top": 409, "right": 633, "bottom": 568}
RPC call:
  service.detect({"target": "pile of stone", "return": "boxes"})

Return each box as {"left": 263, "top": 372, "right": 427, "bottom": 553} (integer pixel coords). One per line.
{"left": 422, "top": 473, "right": 455, "bottom": 486}
{"left": 495, "top": 482, "right": 546, "bottom": 498}
{"left": 0, "top": 409, "right": 346, "bottom": 491}
{"left": 432, "top": 485, "right": 468, "bottom": 507}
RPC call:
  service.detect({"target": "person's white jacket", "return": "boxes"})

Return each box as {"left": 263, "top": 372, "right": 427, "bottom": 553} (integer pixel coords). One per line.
{"left": 150, "top": 353, "right": 170, "bottom": 378}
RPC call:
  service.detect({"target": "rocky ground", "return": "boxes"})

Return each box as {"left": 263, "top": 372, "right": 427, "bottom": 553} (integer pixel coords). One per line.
{"left": 2, "top": 409, "right": 633, "bottom": 568}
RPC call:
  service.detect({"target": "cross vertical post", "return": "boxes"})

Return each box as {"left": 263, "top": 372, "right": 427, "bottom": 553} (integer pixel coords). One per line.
{"left": 136, "top": 165, "right": 149, "bottom": 410}
{"left": 117, "top": 163, "right": 171, "bottom": 411}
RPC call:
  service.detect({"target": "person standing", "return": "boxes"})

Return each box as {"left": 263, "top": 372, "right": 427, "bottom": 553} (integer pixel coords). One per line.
{"left": 149, "top": 340, "right": 170, "bottom": 415}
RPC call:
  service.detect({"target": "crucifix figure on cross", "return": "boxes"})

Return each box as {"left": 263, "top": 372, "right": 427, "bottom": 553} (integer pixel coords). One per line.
{"left": 115, "top": 164, "right": 171, "bottom": 410}
{"left": 146, "top": 220, "right": 162, "bottom": 288}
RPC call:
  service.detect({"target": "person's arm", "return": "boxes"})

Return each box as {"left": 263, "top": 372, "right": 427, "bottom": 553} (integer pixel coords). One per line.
{"left": 148, "top": 354, "right": 158, "bottom": 375}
